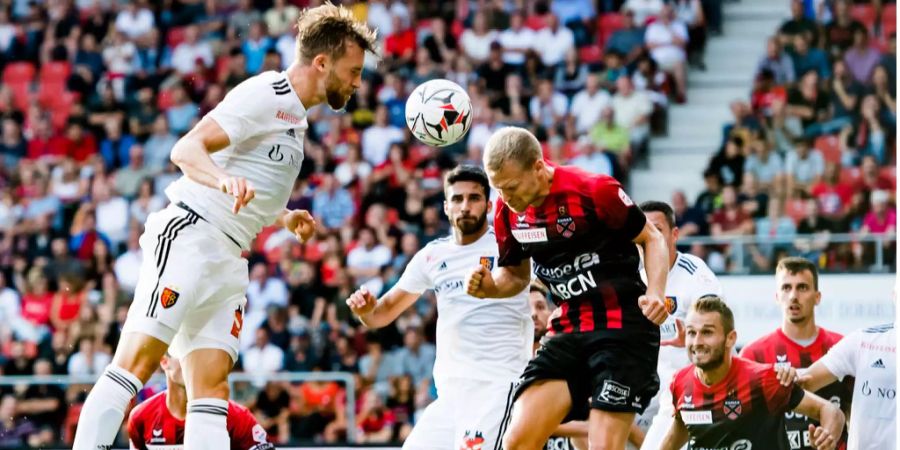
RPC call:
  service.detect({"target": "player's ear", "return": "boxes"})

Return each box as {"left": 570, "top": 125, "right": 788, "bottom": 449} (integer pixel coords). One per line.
{"left": 313, "top": 53, "right": 328, "bottom": 72}
{"left": 725, "top": 329, "right": 737, "bottom": 349}
{"left": 672, "top": 226, "right": 679, "bottom": 240}
{"left": 814, "top": 290, "right": 821, "bottom": 306}
{"left": 486, "top": 199, "right": 493, "bottom": 214}
{"left": 443, "top": 200, "right": 450, "bottom": 217}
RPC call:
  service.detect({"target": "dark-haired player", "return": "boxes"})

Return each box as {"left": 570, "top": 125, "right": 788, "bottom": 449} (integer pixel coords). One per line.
{"left": 347, "top": 165, "right": 532, "bottom": 450}
{"left": 661, "top": 296, "right": 845, "bottom": 450}
{"left": 740, "top": 257, "right": 850, "bottom": 450}
{"left": 468, "top": 126, "right": 670, "bottom": 450}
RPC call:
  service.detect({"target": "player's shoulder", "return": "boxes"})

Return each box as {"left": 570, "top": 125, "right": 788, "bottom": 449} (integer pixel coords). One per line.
{"left": 741, "top": 330, "right": 780, "bottom": 355}
{"left": 556, "top": 165, "right": 619, "bottom": 193}
{"left": 862, "top": 323, "right": 894, "bottom": 334}
{"left": 228, "top": 399, "right": 254, "bottom": 418}
{"left": 735, "top": 355, "right": 775, "bottom": 377}
{"left": 819, "top": 327, "right": 844, "bottom": 344}
{"left": 672, "top": 364, "right": 695, "bottom": 385}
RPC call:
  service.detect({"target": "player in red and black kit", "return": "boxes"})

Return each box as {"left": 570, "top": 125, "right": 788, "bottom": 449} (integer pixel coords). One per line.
{"left": 128, "top": 353, "right": 274, "bottom": 450}
{"left": 466, "top": 127, "right": 670, "bottom": 450}
{"left": 740, "top": 257, "right": 850, "bottom": 450}
{"left": 661, "top": 296, "right": 845, "bottom": 450}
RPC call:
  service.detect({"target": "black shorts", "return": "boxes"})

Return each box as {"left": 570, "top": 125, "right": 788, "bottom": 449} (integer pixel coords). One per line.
{"left": 515, "top": 328, "right": 660, "bottom": 422}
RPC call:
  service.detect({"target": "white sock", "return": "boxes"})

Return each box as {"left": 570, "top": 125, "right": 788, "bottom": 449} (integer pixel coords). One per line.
{"left": 185, "top": 398, "right": 230, "bottom": 450}
{"left": 72, "top": 365, "right": 143, "bottom": 450}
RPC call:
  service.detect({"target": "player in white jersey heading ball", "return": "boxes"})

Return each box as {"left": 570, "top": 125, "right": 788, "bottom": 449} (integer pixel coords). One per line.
{"left": 73, "top": 5, "right": 377, "bottom": 450}
{"left": 633, "top": 201, "right": 722, "bottom": 450}
{"left": 346, "top": 165, "right": 532, "bottom": 450}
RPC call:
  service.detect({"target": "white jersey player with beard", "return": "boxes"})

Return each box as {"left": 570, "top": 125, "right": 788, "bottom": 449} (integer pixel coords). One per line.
{"left": 636, "top": 203, "right": 722, "bottom": 450}
{"left": 347, "top": 166, "right": 531, "bottom": 450}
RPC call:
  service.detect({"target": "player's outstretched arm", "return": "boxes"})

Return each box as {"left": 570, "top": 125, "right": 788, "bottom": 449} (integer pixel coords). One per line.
{"left": 632, "top": 220, "right": 669, "bottom": 325}
{"left": 658, "top": 415, "right": 690, "bottom": 450}
{"left": 346, "top": 286, "right": 421, "bottom": 329}
{"left": 465, "top": 258, "right": 531, "bottom": 299}
{"left": 796, "top": 360, "right": 840, "bottom": 393}
{"left": 791, "top": 390, "right": 845, "bottom": 450}
{"left": 170, "top": 117, "right": 255, "bottom": 214}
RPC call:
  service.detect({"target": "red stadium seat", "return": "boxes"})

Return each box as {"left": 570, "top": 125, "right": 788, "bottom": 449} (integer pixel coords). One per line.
{"left": 157, "top": 88, "right": 175, "bottom": 110}
{"left": 3, "top": 61, "right": 36, "bottom": 85}
{"left": 525, "top": 14, "right": 548, "bottom": 31}
{"left": 851, "top": 4, "right": 877, "bottom": 29}
{"left": 598, "top": 13, "right": 625, "bottom": 47}
{"left": 840, "top": 167, "right": 861, "bottom": 186}
{"left": 167, "top": 26, "right": 187, "bottom": 48}
{"left": 880, "top": 166, "right": 896, "bottom": 185}
{"left": 9, "top": 83, "right": 32, "bottom": 112}
{"left": 39, "top": 61, "right": 71, "bottom": 85}
{"left": 37, "top": 82, "right": 67, "bottom": 107}
{"left": 882, "top": 4, "right": 896, "bottom": 36}
{"left": 579, "top": 45, "right": 604, "bottom": 64}
{"left": 785, "top": 198, "right": 807, "bottom": 224}
{"left": 814, "top": 135, "right": 842, "bottom": 164}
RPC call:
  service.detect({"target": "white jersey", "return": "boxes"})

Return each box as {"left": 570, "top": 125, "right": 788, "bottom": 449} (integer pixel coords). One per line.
{"left": 817, "top": 323, "right": 896, "bottom": 450}
{"left": 394, "top": 228, "right": 532, "bottom": 389}
{"left": 165, "top": 71, "right": 307, "bottom": 250}
{"left": 658, "top": 252, "right": 722, "bottom": 373}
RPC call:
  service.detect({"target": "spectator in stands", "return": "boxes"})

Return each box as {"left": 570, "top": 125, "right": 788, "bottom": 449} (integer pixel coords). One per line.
{"left": 710, "top": 186, "right": 754, "bottom": 237}
{"left": 673, "top": 0, "right": 707, "bottom": 70}
{"left": 779, "top": 0, "right": 819, "bottom": 48}
{"left": 0, "top": 118, "right": 26, "bottom": 169}
{"left": 757, "top": 36, "right": 795, "bottom": 84}
{"left": 394, "top": 327, "right": 435, "bottom": 388}
{"left": 672, "top": 189, "right": 708, "bottom": 238}
{"left": 243, "top": 327, "right": 286, "bottom": 382}
{"left": 707, "top": 135, "right": 746, "bottom": 187}
{"left": 98, "top": 119, "right": 136, "bottom": 170}
{"left": 554, "top": 48, "right": 588, "bottom": 99}
{"left": 497, "top": 10, "right": 533, "bottom": 68}
{"left": 611, "top": 76, "right": 652, "bottom": 153}
{"left": 0, "top": 395, "right": 33, "bottom": 447}
{"left": 743, "top": 139, "right": 784, "bottom": 194}
{"left": 114, "top": 1, "right": 154, "bottom": 40}
{"left": 347, "top": 227, "right": 392, "bottom": 294}
{"left": 17, "top": 358, "right": 66, "bottom": 443}
{"left": 787, "top": 70, "right": 830, "bottom": 137}
{"left": 18, "top": 267, "right": 52, "bottom": 339}
{"left": 534, "top": 14, "right": 575, "bottom": 68}
{"left": 113, "top": 229, "right": 142, "bottom": 295}
{"left": 245, "top": 262, "right": 289, "bottom": 344}
{"left": 113, "top": 145, "right": 153, "bottom": 199}
{"left": 738, "top": 172, "right": 769, "bottom": 219}
{"left": 847, "top": 94, "right": 891, "bottom": 165}
{"left": 312, "top": 171, "right": 356, "bottom": 230}
{"left": 856, "top": 189, "right": 896, "bottom": 265}
{"left": 879, "top": 33, "right": 896, "bottom": 87}
{"left": 101, "top": 31, "right": 137, "bottom": 101}
{"left": 624, "top": 0, "right": 664, "bottom": 25}
{"left": 67, "top": 337, "right": 111, "bottom": 376}
{"left": 645, "top": 4, "right": 689, "bottom": 102}
{"left": 460, "top": 11, "right": 497, "bottom": 64}
{"left": 252, "top": 381, "right": 290, "bottom": 443}
{"left": 362, "top": 105, "right": 404, "bottom": 166}
{"left": 242, "top": 22, "right": 273, "bottom": 75}
{"left": 824, "top": 0, "right": 864, "bottom": 58}
{"left": 61, "top": 120, "right": 97, "bottom": 163}
{"left": 357, "top": 389, "right": 394, "bottom": 443}
{"left": 143, "top": 116, "right": 177, "bottom": 173}
{"left": 750, "top": 198, "right": 796, "bottom": 270}
{"left": 477, "top": 42, "right": 514, "bottom": 98}
{"left": 422, "top": 17, "right": 457, "bottom": 65}
{"left": 359, "top": 336, "right": 399, "bottom": 395}
{"left": 844, "top": 27, "right": 882, "bottom": 85}
{"left": 229, "top": 0, "right": 262, "bottom": 40}
{"left": 696, "top": 168, "right": 723, "bottom": 218}
{"left": 264, "top": 0, "right": 300, "bottom": 36}
{"left": 606, "top": 9, "right": 646, "bottom": 66}
{"left": 785, "top": 138, "right": 825, "bottom": 197}
{"left": 91, "top": 178, "right": 128, "bottom": 248}
{"left": 597, "top": 50, "right": 628, "bottom": 92}
{"left": 795, "top": 199, "right": 837, "bottom": 262}
{"left": 789, "top": 35, "right": 831, "bottom": 80}
{"left": 129, "top": 178, "right": 164, "bottom": 226}
{"left": 164, "top": 84, "right": 198, "bottom": 136}
{"left": 870, "top": 65, "right": 896, "bottom": 126}
{"left": 810, "top": 163, "right": 855, "bottom": 221}
{"left": 170, "top": 24, "right": 213, "bottom": 76}
{"left": 529, "top": 78, "right": 568, "bottom": 131}
{"left": 589, "top": 106, "right": 631, "bottom": 165}
{"left": 569, "top": 138, "right": 614, "bottom": 176}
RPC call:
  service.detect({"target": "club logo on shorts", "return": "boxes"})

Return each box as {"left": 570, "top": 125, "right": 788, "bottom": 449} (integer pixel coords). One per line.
{"left": 479, "top": 256, "right": 495, "bottom": 271}
{"left": 556, "top": 206, "right": 575, "bottom": 238}
{"left": 664, "top": 296, "right": 677, "bottom": 314}
{"left": 598, "top": 379, "right": 631, "bottom": 405}
{"left": 460, "top": 430, "right": 484, "bottom": 450}
{"left": 724, "top": 390, "right": 742, "bottom": 420}
{"left": 160, "top": 287, "right": 180, "bottom": 309}
{"left": 231, "top": 306, "right": 244, "bottom": 338}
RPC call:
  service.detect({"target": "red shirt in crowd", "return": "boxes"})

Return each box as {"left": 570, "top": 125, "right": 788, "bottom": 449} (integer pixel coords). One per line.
{"left": 21, "top": 292, "right": 53, "bottom": 326}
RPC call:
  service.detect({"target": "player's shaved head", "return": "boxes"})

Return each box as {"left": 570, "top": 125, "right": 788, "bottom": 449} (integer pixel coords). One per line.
{"left": 294, "top": 2, "right": 378, "bottom": 65}
{"left": 483, "top": 127, "right": 543, "bottom": 172}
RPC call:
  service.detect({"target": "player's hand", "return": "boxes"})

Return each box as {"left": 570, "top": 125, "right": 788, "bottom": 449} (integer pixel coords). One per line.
{"left": 773, "top": 365, "right": 798, "bottom": 387}
{"left": 346, "top": 286, "right": 377, "bottom": 317}
{"left": 639, "top": 294, "right": 668, "bottom": 325}
{"left": 466, "top": 265, "right": 496, "bottom": 298}
{"left": 284, "top": 209, "right": 316, "bottom": 243}
{"left": 660, "top": 318, "right": 685, "bottom": 347}
{"left": 219, "top": 176, "right": 255, "bottom": 214}
{"left": 795, "top": 371, "right": 813, "bottom": 390}
{"left": 808, "top": 424, "right": 837, "bottom": 450}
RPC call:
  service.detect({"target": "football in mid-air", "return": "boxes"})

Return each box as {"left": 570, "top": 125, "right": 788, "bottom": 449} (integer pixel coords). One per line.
{"left": 405, "top": 79, "right": 473, "bottom": 147}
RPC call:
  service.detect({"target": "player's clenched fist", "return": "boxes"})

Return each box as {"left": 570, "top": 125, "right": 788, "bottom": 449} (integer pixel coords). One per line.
{"left": 808, "top": 424, "right": 837, "bottom": 450}
{"left": 284, "top": 209, "right": 316, "bottom": 243}
{"left": 346, "top": 286, "right": 377, "bottom": 316}
{"left": 465, "top": 265, "right": 496, "bottom": 298}
{"left": 638, "top": 294, "right": 668, "bottom": 325}
{"left": 219, "top": 176, "right": 256, "bottom": 214}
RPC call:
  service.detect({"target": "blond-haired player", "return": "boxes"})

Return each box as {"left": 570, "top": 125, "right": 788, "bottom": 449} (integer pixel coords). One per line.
{"left": 73, "top": 5, "right": 377, "bottom": 450}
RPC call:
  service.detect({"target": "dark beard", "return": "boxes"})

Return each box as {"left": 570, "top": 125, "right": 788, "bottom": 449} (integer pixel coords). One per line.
{"left": 455, "top": 212, "right": 487, "bottom": 235}
{"left": 692, "top": 345, "right": 727, "bottom": 371}
{"left": 325, "top": 70, "right": 348, "bottom": 110}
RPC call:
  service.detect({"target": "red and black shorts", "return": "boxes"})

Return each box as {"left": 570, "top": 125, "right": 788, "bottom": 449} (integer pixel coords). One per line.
{"left": 515, "top": 328, "right": 661, "bottom": 422}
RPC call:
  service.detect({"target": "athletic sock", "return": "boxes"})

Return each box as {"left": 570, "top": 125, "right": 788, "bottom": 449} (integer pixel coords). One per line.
{"left": 72, "top": 364, "right": 143, "bottom": 450}
{"left": 185, "top": 398, "right": 230, "bottom": 450}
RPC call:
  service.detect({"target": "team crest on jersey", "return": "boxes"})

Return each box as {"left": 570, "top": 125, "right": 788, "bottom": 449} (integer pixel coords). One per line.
{"left": 556, "top": 205, "right": 575, "bottom": 238}
{"left": 231, "top": 305, "right": 244, "bottom": 338}
{"left": 160, "top": 287, "right": 179, "bottom": 309}
{"left": 775, "top": 354, "right": 791, "bottom": 370}
{"left": 724, "top": 390, "right": 742, "bottom": 420}
{"left": 460, "top": 430, "right": 485, "bottom": 450}
{"left": 664, "top": 296, "right": 677, "bottom": 314}
{"left": 479, "top": 256, "right": 495, "bottom": 271}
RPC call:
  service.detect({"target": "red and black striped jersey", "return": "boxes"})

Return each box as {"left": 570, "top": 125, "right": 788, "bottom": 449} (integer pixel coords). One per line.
{"left": 740, "top": 328, "right": 850, "bottom": 450}
{"left": 670, "top": 357, "right": 805, "bottom": 450}
{"left": 494, "top": 166, "right": 649, "bottom": 335}
{"left": 127, "top": 391, "right": 274, "bottom": 450}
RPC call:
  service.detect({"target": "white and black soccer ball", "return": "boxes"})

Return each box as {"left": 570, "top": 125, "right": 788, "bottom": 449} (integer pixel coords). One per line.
{"left": 405, "top": 79, "right": 473, "bottom": 147}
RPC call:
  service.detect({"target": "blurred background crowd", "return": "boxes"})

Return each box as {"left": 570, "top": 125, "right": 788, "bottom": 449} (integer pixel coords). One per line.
{"left": 0, "top": 0, "right": 893, "bottom": 447}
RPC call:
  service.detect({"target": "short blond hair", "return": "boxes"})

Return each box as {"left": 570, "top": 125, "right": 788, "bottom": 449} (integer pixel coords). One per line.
{"left": 294, "top": 2, "right": 378, "bottom": 65}
{"left": 483, "top": 127, "right": 543, "bottom": 172}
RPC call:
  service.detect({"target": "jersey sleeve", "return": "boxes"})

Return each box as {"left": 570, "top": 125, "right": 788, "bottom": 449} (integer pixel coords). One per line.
{"left": 818, "top": 331, "right": 860, "bottom": 381}
{"left": 127, "top": 407, "right": 147, "bottom": 450}
{"left": 229, "top": 404, "right": 275, "bottom": 450}
{"left": 761, "top": 364, "right": 803, "bottom": 414}
{"left": 394, "top": 247, "right": 432, "bottom": 294}
{"left": 693, "top": 265, "right": 723, "bottom": 300}
{"left": 494, "top": 200, "right": 528, "bottom": 267}
{"left": 591, "top": 177, "right": 646, "bottom": 240}
{"left": 738, "top": 340, "right": 766, "bottom": 363}
{"left": 206, "top": 78, "right": 276, "bottom": 145}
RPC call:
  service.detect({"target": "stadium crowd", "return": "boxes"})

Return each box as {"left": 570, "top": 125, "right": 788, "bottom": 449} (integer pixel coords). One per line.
{"left": 0, "top": 0, "right": 891, "bottom": 447}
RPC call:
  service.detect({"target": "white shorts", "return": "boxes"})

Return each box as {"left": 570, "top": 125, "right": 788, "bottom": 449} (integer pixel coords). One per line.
{"left": 403, "top": 378, "right": 516, "bottom": 450}
{"left": 122, "top": 204, "right": 249, "bottom": 362}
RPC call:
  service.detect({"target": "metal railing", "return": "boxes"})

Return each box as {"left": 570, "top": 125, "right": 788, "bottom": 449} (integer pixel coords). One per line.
{"left": 677, "top": 232, "right": 896, "bottom": 274}
{"left": 0, "top": 371, "right": 357, "bottom": 443}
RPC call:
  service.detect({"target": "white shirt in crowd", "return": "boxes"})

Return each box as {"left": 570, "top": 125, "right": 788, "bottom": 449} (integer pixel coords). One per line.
{"left": 534, "top": 26, "right": 575, "bottom": 67}
{"left": 68, "top": 350, "right": 112, "bottom": 376}
{"left": 114, "top": 8, "right": 155, "bottom": 39}
{"left": 460, "top": 29, "right": 498, "bottom": 62}
{"left": 243, "top": 342, "right": 285, "bottom": 386}
{"left": 170, "top": 41, "right": 215, "bottom": 75}
{"left": 570, "top": 88, "right": 612, "bottom": 134}
{"left": 498, "top": 27, "right": 535, "bottom": 65}
{"left": 361, "top": 124, "right": 405, "bottom": 166}
{"left": 645, "top": 20, "right": 689, "bottom": 68}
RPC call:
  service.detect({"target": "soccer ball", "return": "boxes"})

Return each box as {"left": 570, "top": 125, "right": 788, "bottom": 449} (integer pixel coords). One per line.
{"left": 405, "top": 79, "right": 473, "bottom": 147}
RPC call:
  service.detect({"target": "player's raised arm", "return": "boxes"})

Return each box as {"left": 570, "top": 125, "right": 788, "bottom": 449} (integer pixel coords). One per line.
{"left": 658, "top": 414, "right": 690, "bottom": 450}
{"left": 633, "top": 218, "right": 669, "bottom": 325}
{"left": 791, "top": 390, "right": 846, "bottom": 450}
{"left": 466, "top": 258, "right": 531, "bottom": 299}
{"left": 347, "top": 285, "right": 421, "bottom": 329}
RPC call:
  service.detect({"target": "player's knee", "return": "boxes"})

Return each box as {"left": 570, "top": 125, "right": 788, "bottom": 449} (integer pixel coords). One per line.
{"left": 189, "top": 379, "right": 230, "bottom": 401}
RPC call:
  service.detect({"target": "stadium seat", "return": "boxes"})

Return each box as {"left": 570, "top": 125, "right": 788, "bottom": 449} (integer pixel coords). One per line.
{"left": 9, "top": 83, "right": 32, "bottom": 112}
{"left": 37, "top": 82, "right": 67, "bottom": 107}
{"left": 39, "top": 61, "right": 71, "bottom": 85}
{"left": 525, "top": 14, "right": 548, "bottom": 31}
{"left": 840, "top": 166, "right": 861, "bottom": 186}
{"left": 880, "top": 166, "right": 896, "bottom": 185}
{"left": 579, "top": 45, "right": 604, "bottom": 64}
{"left": 167, "top": 26, "right": 187, "bottom": 48}
{"left": 785, "top": 198, "right": 807, "bottom": 223}
{"left": 50, "top": 92, "right": 77, "bottom": 130}
{"left": 882, "top": 4, "right": 896, "bottom": 36}
{"left": 851, "top": 4, "right": 877, "bottom": 29}
{"left": 157, "top": 87, "right": 175, "bottom": 110}
{"left": 3, "top": 61, "right": 36, "bottom": 85}
{"left": 814, "top": 135, "right": 842, "bottom": 164}
{"left": 597, "top": 13, "right": 625, "bottom": 47}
